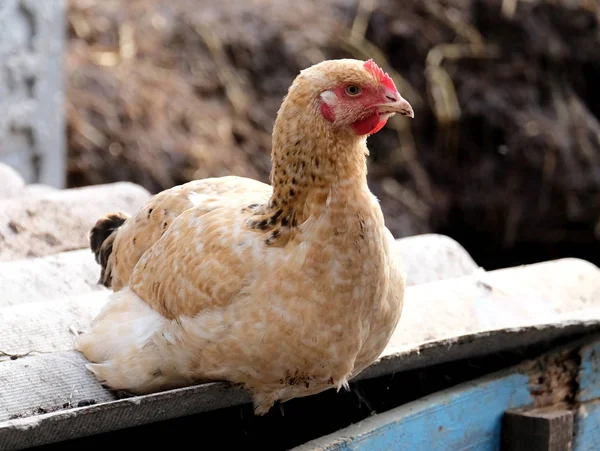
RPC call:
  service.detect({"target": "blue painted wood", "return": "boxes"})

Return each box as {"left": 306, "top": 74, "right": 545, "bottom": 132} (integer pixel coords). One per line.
{"left": 295, "top": 335, "right": 600, "bottom": 451}
{"left": 574, "top": 400, "right": 600, "bottom": 451}
{"left": 578, "top": 341, "right": 600, "bottom": 403}
{"left": 301, "top": 372, "right": 534, "bottom": 451}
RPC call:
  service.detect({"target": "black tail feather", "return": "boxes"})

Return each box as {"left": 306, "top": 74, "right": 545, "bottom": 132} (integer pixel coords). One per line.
{"left": 89, "top": 212, "right": 129, "bottom": 287}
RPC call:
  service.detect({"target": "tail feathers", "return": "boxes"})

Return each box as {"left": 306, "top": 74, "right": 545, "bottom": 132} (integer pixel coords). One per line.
{"left": 75, "top": 288, "right": 192, "bottom": 395}
{"left": 89, "top": 212, "right": 129, "bottom": 287}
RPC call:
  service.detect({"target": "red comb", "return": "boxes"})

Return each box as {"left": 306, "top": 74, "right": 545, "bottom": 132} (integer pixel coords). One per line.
{"left": 364, "top": 59, "right": 396, "bottom": 92}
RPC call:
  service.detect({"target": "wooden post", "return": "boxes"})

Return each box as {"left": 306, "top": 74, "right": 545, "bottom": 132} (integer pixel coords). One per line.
{"left": 501, "top": 407, "right": 574, "bottom": 451}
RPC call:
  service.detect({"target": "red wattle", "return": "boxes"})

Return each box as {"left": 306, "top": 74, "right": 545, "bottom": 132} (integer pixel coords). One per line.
{"left": 350, "top": 112, "right": 387, "bottom": 136}
{"left": 367, "top": 119, "right": 388, "bottom": 135}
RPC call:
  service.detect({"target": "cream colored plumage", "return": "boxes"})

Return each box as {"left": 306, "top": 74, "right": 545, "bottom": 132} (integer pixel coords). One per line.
{"left": 76, "top": 58, "right": 412, "bottom": 414}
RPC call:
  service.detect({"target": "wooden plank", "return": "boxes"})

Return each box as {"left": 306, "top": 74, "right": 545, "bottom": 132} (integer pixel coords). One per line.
{"left": 501, "top": 407, "right": 574, "bottom": 451}
{"left": 293, "top": 372, "right": 535, "bottom": 450}
{"left": 573, "top": 400, "right": 600, "bottom": 451}
{"left": 577, "top": 341, "right": 600, "bottom": 403}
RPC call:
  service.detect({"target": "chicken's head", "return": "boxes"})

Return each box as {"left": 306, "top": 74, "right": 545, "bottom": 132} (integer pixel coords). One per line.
{"left": 296, "top": 59, "right": 414, "bottom": 137}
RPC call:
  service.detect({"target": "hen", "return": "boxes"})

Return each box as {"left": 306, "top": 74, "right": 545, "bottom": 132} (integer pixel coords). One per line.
{"left": 76, "top": 58, "right": 413, "bottom": 415}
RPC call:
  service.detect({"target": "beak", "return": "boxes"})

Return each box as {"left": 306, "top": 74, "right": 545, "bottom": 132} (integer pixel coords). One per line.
{"left": 377, "top": 94, "right": 414, "bottom": 118}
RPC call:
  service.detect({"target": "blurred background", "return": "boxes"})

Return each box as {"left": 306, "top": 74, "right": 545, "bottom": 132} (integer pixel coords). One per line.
{"left": 41, "top": 0, "right": 600, "bottom": 269}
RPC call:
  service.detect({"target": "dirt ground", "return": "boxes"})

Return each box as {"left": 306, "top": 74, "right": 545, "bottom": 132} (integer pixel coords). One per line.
{"left": 65, "top": 0, "right": 600, "bottom": 269}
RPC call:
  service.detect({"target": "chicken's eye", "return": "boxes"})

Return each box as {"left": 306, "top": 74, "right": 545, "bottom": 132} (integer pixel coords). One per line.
{"left": 345, "top": 85, "right": 362, "bottom": 96}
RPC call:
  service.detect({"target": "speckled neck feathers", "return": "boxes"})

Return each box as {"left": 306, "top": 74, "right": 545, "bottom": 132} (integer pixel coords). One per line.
{"left": 246, "top": 81, "right": 369, "bottom": 246}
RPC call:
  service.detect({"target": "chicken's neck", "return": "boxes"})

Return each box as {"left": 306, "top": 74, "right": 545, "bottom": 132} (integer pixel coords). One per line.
{"left": 246, "top": 109, "right": 370, "bottom": 246}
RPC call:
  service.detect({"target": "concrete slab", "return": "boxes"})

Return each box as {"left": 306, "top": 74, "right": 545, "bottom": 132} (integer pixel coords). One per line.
{"left": 0, "top": 233, "right": 478, "bottom": 309}
{"left": 394, "top": 233, "right": 480, "bottom": 284}
{"left": 0, "top": 234, "right": 479, "bottom": 366}
{"left": 0, "top": 182, "right": 151, "bottom": 261}
{"left": 0, "top": 164, "right": 25, "bottom": 199}
{"left": 0, "top": 291, "right": 108, "bottom": 360}
{"left": 21, "top": 184, "right": 59, "bottom": 198}
{"left": 0, "top": 352, "right": 116, "bottom": 423}
{"left": 0, "top": 250, "right": 105, "bottom": 308}
{"left": 382, "top": 258, "right": 600, "bottom": 358}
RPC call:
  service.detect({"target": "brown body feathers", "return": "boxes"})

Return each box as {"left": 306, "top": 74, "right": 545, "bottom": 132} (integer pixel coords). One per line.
{"left": 77, "top": 59, "right": 411, "bottom": 415}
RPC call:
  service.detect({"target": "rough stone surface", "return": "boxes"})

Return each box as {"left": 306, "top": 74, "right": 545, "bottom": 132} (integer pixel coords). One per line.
{"left": 0, "top": 164, "right": 25, "bottom": 199}
{"left": 0, "top": 233, "right": 478, "bottom": 309}
{"left": 0, "top": 351, "right": 116, "bottom": 423}
{"left": 0, "top": 291, "right": 108, "bottom": 359}
{"left": 21, "top": 184, "right": 59, "bottom": 197}
{"left": 0, "top": 182, "right": 151, "bottom": 261}
{"left": 0, "top": 250, "right": 105, "bottom": 308}
{"left": 395, "top": 233, "right": 480, "bottom": 285}
{"left": 384, "top": 258, "right": 600, "bottom": 356}
{"left": 0, "top": 234, "right": 478, "bottom": 360}
{"left": 0, "top": 0, "right": 66, "bottom": 187}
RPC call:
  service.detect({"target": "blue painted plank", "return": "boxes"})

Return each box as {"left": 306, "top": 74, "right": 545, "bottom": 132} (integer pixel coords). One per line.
{"left": 574, "top": 400, "right": 600, "bottom": 451}
{"left": 295, "top": 335, "right": 600, "bottom": 451}
{"left": 578, "top": 341, "right": 600, "bottom": 403}
{"left": 298, "top": 372, "right": 534, "bottom": 451}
